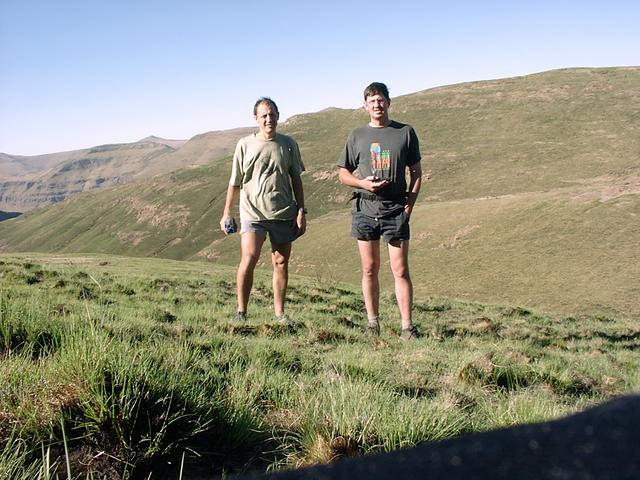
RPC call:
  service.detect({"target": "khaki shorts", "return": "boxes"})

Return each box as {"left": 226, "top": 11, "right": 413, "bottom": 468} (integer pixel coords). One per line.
{"left": 241, "top": 218, "right": 299, "bottom": 245}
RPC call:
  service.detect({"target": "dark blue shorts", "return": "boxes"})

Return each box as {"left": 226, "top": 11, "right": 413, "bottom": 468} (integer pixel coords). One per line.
{"left": 351, "top": 210, "right": 410, "bottom": 242}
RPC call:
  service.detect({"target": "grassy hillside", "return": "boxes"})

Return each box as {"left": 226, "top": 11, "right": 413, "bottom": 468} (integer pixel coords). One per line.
{"left": 292, "top": 181, "right": 640, "bottom": 318}
{"left": 1, "top": 253, "right": 638, "bottom": 478}
{"left": 395, "top": 67, "right": 640, "bottom": 200}
{"left": 0, "top": 67, "right": 639, "bottom": 317}
{"left": 286, "top": 67, "right": 640, "bottom": 205}
{"left": 0, "top": 159, "right": 233, "bottom": 258}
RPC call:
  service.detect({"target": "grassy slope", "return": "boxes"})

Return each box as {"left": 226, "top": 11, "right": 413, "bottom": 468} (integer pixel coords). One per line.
{"left": 0, "top": 67, "right": 639, "bottom": 317}
{"left": 1, "top": 253, "right": 639, "bottom": 478}
{"left": 295, "top": 184, "right": 640, "bottom": 318}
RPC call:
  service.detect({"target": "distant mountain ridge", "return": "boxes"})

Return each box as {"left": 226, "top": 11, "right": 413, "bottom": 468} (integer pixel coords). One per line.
{"left": 136, "top": 136, "right": 189, "bottom": 149}
{"left": 1, "top": 67, "right": 639, "bottom": 318}
{"left": 0, "top": 129, "right": 254, "bottom": 212}
{"left": 0, "top": 150, "right": 81, "bottom": 179}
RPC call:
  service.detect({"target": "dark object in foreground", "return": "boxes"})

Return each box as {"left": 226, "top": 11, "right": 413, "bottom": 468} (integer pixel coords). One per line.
{"left": 237, "top": 395, "right": 640, "bottom": 480}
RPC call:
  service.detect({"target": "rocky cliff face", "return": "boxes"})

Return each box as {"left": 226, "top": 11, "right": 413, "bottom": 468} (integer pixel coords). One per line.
{"left": 0, "top": 174, "right": 135, "bottom": 212}
{"left": 0, "top": 129, "right": 253, "bottom": 212}
{"left": 0, "top": 142, "right": 170, "bottom": 211}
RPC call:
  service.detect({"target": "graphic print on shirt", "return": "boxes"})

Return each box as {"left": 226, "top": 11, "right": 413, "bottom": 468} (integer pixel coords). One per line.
{"left": 370, "top": 142, "right": 391, "bottom": 180}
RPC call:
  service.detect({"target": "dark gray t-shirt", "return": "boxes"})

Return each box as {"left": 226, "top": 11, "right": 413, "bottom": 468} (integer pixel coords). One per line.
{"left": 337, "top": 121, "right": 421, "bottom": 217}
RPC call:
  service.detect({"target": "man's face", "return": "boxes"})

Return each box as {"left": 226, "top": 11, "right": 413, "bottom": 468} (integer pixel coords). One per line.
{"left": 255, "top": 102, "right": 279, "bottom": 137}
{"left": 364, "top": 93, "right": 389, "bottom": 121}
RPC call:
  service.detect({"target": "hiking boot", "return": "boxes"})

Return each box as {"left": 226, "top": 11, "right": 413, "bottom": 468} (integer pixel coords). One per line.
{"left": 367, "top": 318, "right": 380, "bottom": 336}
{"left": 273, "top": 314, "right": 293, "bottom": 326}
{"left": 232, "top": 311, "right": 246, "bottom": 322}
{"left": 400, "top": 324, "right": 420, "bottom": 341}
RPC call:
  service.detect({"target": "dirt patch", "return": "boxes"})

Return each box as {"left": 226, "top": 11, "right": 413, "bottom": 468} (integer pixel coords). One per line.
{"left": 569, "top": 174, "right": 640, "bottom": 203}
{"left": 312, "top": 170, "right": 338, "bottom": 181}
{"left": 196, "top": 238, "right": 225, "bottom": 260}
{"left": 412, "top": 231, "right": 432, "bottom": 246}
{"left": 441, "top": 224, "right": 480, "bottom": 249}
{"left": 128, "top": 198, "right": 191, "bottom": 229}
{"left": 117, "top": 231, "right": 149, "bottom": 246}
{"left": 598, "top": 176, "right": 640, "bottom": 202}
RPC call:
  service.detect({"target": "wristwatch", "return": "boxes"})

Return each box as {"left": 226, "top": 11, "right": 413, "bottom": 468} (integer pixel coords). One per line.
{"left": 299, "top": 207, "right": 308, "bottom": 214}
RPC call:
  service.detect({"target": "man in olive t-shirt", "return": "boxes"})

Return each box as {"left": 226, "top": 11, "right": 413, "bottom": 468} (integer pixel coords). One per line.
{"left": 220, "top": 97, "right": 306, "bottom": 323}
{"left": 337, "top": 82, "right": 422, "bottom": 340}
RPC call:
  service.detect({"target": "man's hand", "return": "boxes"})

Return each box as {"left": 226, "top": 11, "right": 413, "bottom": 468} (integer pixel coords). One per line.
{"left": 296, "top": 209, "right": 307, "bottom": 237}
{"left": 404, "top": 204, "right": 413, "bottom": 219}
{"left": 220, "top": 216, "right": 236, "bottom": 235}
{"left": 361, "top": 175, "right": 390, "bottom": 192}
{"left": 220, "top": 185, "right": 239, "bottom": 235}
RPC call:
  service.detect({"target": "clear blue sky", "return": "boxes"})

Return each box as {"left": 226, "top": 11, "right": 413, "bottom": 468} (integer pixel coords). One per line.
{"left": 1, "top": 0, "right": 638, "bottom": 156}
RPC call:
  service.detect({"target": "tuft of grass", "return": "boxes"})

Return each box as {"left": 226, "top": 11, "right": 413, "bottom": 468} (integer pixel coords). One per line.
{"left": 0, "top": 434, "right": 44, "bottom": 480}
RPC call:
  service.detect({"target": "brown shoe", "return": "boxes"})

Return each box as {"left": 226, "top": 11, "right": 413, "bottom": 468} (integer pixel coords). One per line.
{"left": 273, "top": 314, "right": 293, "bottom": 326}
{"left": 367, "top": 319, "right": 381, "bottom": 336}
{"left": 400, "top": 325, "right": 420, "bottom": 341}
{"left": 232, "top": 312, "right": 246, "bottom": 322}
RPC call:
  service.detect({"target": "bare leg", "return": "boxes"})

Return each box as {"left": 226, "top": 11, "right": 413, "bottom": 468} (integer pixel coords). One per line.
{"left": 388, "top": 239, "right": 413, "bottom": 329}
{"left": 237, "top": 232, "right": 266, "bottom": 313}
{"left": 357, "top": 239, "right": 381, "bottom": 320}
{"left": 271, "top": 242, "right": 292, "bottom": 317}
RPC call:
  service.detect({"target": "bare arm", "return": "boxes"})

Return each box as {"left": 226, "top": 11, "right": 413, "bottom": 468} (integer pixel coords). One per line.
{"left": 405, "top": 162, "right": 422, "bottom": 218}
{"left": 219, "top": 184, "right": 240, "bottom": 234}
{"left": 291, "top": 174, "right": 306, "bottom": 236}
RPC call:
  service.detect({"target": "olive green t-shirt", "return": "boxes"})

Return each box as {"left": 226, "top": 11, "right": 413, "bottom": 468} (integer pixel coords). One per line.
{"left": 229, "top": 133, "right": 305, "bottom": 221}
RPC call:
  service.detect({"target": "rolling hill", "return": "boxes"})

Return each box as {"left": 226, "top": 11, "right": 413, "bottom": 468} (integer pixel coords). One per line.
{"left": 0, "top": 151, "right": 73, "bottom": 178}
{"left": 0, "top": 128, "right": 254, "bottom": 212}
{"left": 1, "top": 67, "right": 638, "bottom": 317}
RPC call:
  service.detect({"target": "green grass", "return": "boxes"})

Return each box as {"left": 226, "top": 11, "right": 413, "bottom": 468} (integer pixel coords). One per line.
{"left": 1, "top": 253, "right": 639, "bottom": 478}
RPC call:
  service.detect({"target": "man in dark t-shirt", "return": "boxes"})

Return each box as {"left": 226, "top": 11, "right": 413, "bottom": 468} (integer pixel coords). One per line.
{"left": 337, "top": 82, "right": 422, "bottom": 340}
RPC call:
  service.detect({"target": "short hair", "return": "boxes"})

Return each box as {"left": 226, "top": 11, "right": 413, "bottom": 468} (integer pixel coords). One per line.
{"left": 253, "top": 97, "right": 279, "bottom": 116}
{"left": 363, "top": 82, "right": 390, "bottom": 102}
